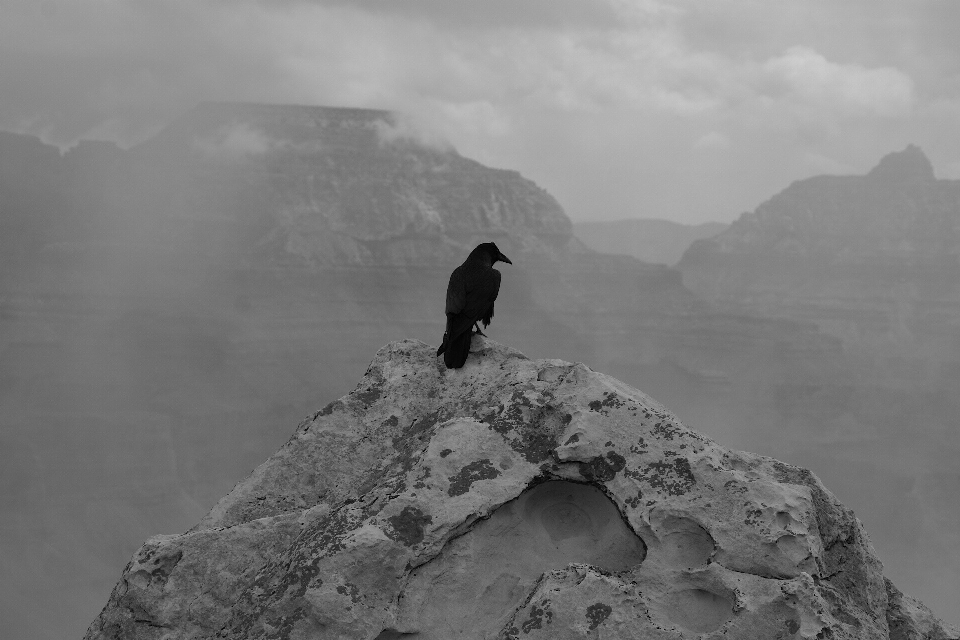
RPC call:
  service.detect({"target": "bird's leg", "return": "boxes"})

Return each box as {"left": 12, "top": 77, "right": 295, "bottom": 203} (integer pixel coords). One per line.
{"left": 473, "top": 322, "right": 486, "bottom": 336}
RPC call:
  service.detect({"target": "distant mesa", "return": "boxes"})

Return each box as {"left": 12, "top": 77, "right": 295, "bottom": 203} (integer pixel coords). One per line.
{"left": 1, "top": 101, "right": 587, "bottom": 269}
{"left": 677, "top": 143, "right": 958, "bottom": 269}
{"left": 135, "top": 102, "right": 582, "bottom": 265}
{"left": 133, "top": 102, "right": 401, "bottom": 159}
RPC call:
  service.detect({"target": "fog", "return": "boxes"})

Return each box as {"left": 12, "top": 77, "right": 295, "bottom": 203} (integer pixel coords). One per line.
{"left": 2, "top": 2, "right": 959, "bottom": 637}
{"left": 3, "top": 119, "right": 960, "bottom": 637}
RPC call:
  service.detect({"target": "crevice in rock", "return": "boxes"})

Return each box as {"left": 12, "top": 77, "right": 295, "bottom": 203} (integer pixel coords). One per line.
{"left": 134, "top": 619, "right": 170, "bottom": 629}
{"left": 711, "top": 557, "right": 793, "bottom": 581}
{"left": 373, "top": 629, "right": 420, "bottom": 639}
{"left": 497, "top": 571, "right": 552, "bottom": 638}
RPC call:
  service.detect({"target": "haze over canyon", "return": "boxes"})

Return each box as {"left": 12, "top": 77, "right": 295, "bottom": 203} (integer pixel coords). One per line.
{"left": 1, "top": 103, "right": 958, "bottom": 638}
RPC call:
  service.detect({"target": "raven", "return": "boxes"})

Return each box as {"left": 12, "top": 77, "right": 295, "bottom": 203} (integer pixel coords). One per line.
{"left": 437, "top": 242, "right": 512, "bottom": 369}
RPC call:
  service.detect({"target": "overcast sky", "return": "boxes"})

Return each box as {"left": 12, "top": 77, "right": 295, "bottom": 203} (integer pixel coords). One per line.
{"left": 2, "top": 0, "right": 959, "bottom": 223}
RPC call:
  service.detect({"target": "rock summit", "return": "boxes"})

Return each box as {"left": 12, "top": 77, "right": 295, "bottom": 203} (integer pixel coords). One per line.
{"left": 85, "top": 338, "right": 957, "bottom": 639}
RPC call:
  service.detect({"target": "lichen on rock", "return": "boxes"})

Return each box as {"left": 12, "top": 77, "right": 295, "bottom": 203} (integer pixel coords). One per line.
{"left": 84, "top": 337, "right": 959, "bottom": 640}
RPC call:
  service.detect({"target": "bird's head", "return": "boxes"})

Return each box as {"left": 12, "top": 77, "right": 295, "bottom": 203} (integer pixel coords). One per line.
{"left": 474, "top": 242, "right": 512, "bottom": 266}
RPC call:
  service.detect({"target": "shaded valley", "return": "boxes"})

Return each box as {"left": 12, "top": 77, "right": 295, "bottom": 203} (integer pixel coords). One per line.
{"left": 573, "top": 218, "right": 728, "bottom": 265}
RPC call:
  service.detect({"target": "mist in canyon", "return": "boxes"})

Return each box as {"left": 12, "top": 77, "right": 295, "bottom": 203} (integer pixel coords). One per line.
{"left": 2, "top": 104, "right": 959, "bottom": 638}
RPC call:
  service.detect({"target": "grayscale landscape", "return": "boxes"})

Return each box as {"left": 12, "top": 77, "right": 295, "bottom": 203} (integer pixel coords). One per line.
{"left": 1, "top": 2, "right": 958, "bottom": 639}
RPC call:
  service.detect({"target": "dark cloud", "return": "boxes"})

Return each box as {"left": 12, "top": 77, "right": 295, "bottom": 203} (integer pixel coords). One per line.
{"left": 293, "top": 0, "right": 621, "bottom": 29}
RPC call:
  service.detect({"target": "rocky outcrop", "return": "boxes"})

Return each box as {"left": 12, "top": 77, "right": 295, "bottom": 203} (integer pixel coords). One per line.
{"left": 84, "top": 339, "right": 957, "bottom": 639}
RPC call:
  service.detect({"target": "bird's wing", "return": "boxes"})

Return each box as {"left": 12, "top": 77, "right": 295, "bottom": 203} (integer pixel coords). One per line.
{"left": 444, "top": 266, "right": 467, "bottom": 315}
{"left": 481, "top": 268, "right": 501, "bottom": 325}
{"left": 444, "top": 265, "right": 474, "bottom": 341}
{"left": 446, "top": 265, "right": 503, "bottom": 339}
{"left": 464, "top": 267, "right": 501, "bottom": 322}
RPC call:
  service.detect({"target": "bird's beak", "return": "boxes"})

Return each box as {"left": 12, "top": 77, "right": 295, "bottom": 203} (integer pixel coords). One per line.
{"left": 498, "top": 253, "right": 513, "bottom": 265}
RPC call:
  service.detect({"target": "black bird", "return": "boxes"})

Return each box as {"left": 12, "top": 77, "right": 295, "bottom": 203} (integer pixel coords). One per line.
{"left": 437, "top": 242, "right": 512, "bottom": 369}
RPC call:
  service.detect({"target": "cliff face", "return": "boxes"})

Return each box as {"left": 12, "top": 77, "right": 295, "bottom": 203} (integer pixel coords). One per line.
{"left": 127, "top": 102, "right": 578, "bottom": 266}
{"left": 84, "top": 339, "right": 957, "bottom": 640}
{"left": 678, "top": 145, "right": 960, "bottom": 370}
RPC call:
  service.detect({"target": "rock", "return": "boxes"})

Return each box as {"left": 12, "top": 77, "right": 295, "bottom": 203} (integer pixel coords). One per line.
{"left": 885, "top": 579, "right": 959, "bottom": 640}
{"left": 131, "top": 102, "right": 582, "bottom": 266}
{"left": 677, "top": 146, "right": 960, "bottom": 357}
{"left": 84, "top": 338, "right": 957, "bottom": 639}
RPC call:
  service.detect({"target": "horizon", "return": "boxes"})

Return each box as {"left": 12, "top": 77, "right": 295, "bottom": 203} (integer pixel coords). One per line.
{"left": 4, "top": 100, "right": 949, "bottom": 230}
{"left": 2, "top": 0, "right": 958, "bottom": 224}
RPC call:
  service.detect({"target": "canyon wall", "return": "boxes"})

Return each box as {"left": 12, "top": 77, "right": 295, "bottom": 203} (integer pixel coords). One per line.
{"left": 0, "top": 108, "right": 953, "bottom": 637}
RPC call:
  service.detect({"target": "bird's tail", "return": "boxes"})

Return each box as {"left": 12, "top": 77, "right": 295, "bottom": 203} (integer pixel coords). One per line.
{"left": 443, "top": 330, "right": 473, "bottom": 369}
{"left": 437, "top": 333, "right": 447, "bottom": 357}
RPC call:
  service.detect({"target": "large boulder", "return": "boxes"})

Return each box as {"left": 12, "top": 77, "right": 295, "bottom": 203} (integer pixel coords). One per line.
{"left": 84, "top": 338, "right": 958, "bottom": 639}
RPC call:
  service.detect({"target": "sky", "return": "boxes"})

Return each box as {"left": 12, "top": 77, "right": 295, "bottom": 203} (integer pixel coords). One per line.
{"left": 1, "top": 0, "right": 959, "bottom": 224}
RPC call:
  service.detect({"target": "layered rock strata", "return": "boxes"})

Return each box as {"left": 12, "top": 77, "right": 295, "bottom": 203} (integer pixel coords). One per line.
{"left": 131, "top": 102, "right": 580, "bottom": 266}
{"left": 85, "top": 339, "right": 957, "bottom": 639}
{"left": 678, "top": 145, "right": 960, "bottom": 371}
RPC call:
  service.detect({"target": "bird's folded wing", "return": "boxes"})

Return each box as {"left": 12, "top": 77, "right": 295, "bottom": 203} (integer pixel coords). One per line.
{"left": 444, "top": 267, "right": 467, "bottom": 315}
{"left": 463, "top": 268, "right": 500, "bottom": 319}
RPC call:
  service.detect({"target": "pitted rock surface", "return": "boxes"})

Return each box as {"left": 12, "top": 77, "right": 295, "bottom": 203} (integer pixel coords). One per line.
{"left": 84, "top": 338, "right": 959, "bottom": 640}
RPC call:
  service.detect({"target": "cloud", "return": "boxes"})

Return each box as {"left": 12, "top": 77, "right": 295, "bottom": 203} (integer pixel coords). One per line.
{"left": 694, "top": 131, "right": 730, "bottom": 150}
{"left": 0, "top": 1, "right": 921, "bottom": 150}
{"left": 192, "top": 122, "right": 279, "bottom": 159}
{"left": 762, "top": 46, "right": 914, "bottom": 118}
{"left": 374, "top": 114, "right": 454, "bottom": 152}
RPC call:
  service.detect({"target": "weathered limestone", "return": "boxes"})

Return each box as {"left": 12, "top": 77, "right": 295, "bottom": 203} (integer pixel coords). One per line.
{"left": 84, "top": 338, "right": 958, "bottom": 639}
